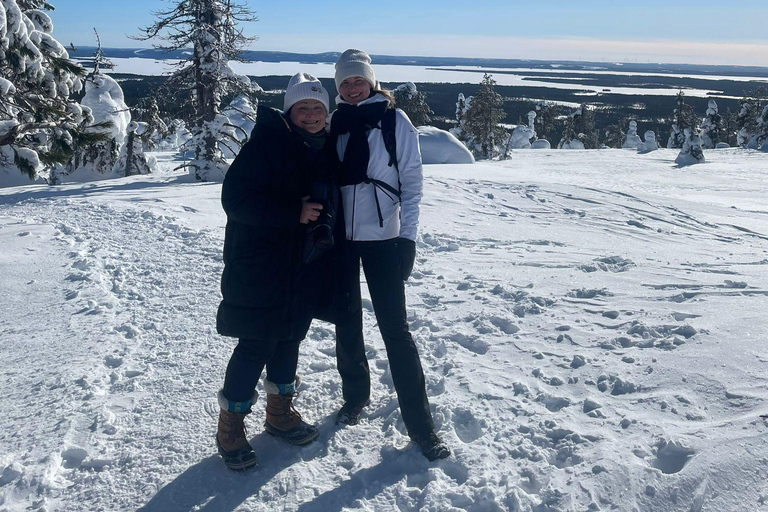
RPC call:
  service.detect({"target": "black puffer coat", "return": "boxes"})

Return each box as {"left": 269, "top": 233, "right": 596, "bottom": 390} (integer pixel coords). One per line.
{"left": 216, "top": 106, "right": 339, "bottom": 341}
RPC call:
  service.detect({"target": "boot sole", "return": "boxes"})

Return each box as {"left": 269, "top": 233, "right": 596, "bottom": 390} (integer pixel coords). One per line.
{"left": 264, "top": 421, "right": 319, "bottom": 446}
{"left": 215, "top": 436, "right": 259, "bottom": 471}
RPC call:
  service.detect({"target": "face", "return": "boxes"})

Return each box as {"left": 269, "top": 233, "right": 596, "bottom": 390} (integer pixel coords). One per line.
{"left": 289, "top": 100, "right": 327, "bottom": 133}
{"left": 339, "top": 76, "right": 372, "bottom": 105}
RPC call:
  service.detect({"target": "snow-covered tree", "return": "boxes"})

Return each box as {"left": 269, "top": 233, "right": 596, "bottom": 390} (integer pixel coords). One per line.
{"left": 675, "top": 128, "right": 705, "bottom": 166}
{"left": 463, "top": 73, "right": 506, "bottom": 160}
{"left": 219, "top": 93, "right": 256, "bottom": 158}
{"left": 0, "top": 0, "right": 97, "bottom": 183}
{"left": 699, "top": 99, "right": 723, "bottom": 149}
{"left": 163, "top": 119, "right": 193, "bottom": 150}
{"left": 136, "top": 0, "right": 260, "bottom": 181}
{"left": 393, "top": 82, "right": 432, "bottom": 127}
{"left": 111, "top": 121, "right": 154, "bottom": 178}
{"left": 622, "top": 120, "right": 642, "bottom": 149}
{"left": 667, "top": 90, "right": 699, "bottom": 149}
{"left": 638, "top": 130, "right": 659, "bottom": 153}
{"left": 534, "top": 100, "right": 559, "bottom": 143}
{"left": 602, "top": 122, "right": 625, "bottom": 149}
{"left": 450, "top": 93, "right": 470, "bottom": 143}
{"left": 736, "top": 87, "right": 768, "bottom": 149}
{"left": 57, "top": 73, "right": 129, "bottom": 181}
{"left": 722, "top": 108, "right": 738, "bottom": 147}
{"left": 559, "top": 104, "right": 598, "bottom": 149}
{"left": 504, "top": 110, "right": 536, "bottom": 155}
{"left": 133, "top": 96, "right": 169, "bottom": 150}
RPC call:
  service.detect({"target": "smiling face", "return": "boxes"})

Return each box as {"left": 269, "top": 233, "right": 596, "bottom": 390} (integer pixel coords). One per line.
{"left": 289, "top": 100, "right": 327, "bottom": 133}
{"left": 339, "top": 76, "right": 372, "bottom": 105}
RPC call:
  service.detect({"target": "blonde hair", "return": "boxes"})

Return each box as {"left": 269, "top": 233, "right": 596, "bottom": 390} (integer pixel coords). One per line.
{"left": 373, "top": 84, "right": 396, "bottom": 107}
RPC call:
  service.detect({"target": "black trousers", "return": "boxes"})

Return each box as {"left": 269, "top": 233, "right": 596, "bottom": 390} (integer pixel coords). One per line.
{"left": 335, "top": 238, "right": 434, "bottom": 439}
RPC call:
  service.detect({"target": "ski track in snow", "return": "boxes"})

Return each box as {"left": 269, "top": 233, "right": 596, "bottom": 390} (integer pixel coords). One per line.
{"left": 2, "top": 149, "right": 768, "bottom": 512}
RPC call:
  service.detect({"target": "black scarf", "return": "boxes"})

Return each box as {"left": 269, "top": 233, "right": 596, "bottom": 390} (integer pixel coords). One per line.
{"left": 330, "top": 100, "right": 389, "bottom": 186}
{"left": 285, "top": 113, "right": 327, "bottom": 150}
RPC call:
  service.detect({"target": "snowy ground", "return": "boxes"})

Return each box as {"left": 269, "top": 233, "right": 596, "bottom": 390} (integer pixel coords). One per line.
{"left": 1, "top": 149, "right": 768, "bottom": 512}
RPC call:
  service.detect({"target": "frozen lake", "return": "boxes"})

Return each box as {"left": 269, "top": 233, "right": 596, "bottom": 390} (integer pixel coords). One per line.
{"left": 85, "top": 57, "right": 764, "bottom": 99}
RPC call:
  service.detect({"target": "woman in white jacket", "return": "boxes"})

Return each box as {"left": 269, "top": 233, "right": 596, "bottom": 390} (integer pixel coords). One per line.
{"left": 329, "top": 49, "right": 450, "bottom": 461}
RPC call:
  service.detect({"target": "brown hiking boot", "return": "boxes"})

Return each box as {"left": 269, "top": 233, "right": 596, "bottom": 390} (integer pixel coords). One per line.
{"left": 216, "top": 392, "right": 258, "bottom": 471}
{"left": 264, "top": 384, "right": 319, "bottom": 446}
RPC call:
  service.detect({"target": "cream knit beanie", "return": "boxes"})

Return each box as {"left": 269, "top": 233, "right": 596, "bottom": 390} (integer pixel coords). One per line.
{"left": 334, "top": 49, "right": 376, "bottom": 91}
{"left": 283, "top": 73, "right": 330, "bottom": 113}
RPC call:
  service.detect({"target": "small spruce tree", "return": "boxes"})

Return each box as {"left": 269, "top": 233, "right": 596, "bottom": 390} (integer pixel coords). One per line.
{"left": 699, "top": 99, "right": 724, "bottom": 149}
{"left": 393, "top": 82, "right": 433, "bottom": 127}
{"left": 463, "top": 74, "right": 506, "bottom": 160}
{"left": 534, "top": 101, "right": 560, "bottom": 143}
{"left": 667, "top": 90, "right": 699, "bottom": 149}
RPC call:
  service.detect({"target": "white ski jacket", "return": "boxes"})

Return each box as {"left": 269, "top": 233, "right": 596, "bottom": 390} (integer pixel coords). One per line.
{"left": 330, "top": 93, "right": 423, "bottom": 242}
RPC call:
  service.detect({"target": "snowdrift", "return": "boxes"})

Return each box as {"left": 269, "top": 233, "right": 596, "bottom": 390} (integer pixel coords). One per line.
{"left": 417, "top": 126, "right": 475, "bottom": 164}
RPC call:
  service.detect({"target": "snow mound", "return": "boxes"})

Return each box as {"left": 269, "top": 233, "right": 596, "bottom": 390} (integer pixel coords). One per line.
{"left": 417, "top": 126, "right": 475, "bottom": 164}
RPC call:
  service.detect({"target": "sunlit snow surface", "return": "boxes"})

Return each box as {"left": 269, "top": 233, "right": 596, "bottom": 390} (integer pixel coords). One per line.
{"left": 1, "top": 149, "right": 768, "bottom": 511}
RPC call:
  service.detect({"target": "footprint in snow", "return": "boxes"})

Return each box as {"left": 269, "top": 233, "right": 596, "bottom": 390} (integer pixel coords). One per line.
{"left": 451, "top": 408, "right": 485, "bottom": 443}
{"left": 448, "top": 333, "right": 490, "bottom": 354}
{"left": 104, "top": 356, "right": 123, "bottom": 369}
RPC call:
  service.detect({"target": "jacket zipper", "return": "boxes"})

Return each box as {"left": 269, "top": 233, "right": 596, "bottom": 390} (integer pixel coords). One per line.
{"left": 351, "top": 184, "right": 357, "bottom": 240}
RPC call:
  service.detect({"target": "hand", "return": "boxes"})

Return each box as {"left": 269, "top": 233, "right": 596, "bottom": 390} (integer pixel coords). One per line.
{"left": 300, "top": 196, "right": 323, "bottom": 224}
{"left": 395, "top": 238, "right": 416, "bottom": 280}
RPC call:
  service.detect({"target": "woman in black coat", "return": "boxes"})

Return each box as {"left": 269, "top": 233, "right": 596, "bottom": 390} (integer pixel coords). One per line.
{"left": 215, "top": 73, "right": 338, "bottom": 471}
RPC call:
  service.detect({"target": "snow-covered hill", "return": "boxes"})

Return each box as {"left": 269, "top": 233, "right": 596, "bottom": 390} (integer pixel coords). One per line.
{"left": 1, "top": 149, "right": 767, "bottom": 512}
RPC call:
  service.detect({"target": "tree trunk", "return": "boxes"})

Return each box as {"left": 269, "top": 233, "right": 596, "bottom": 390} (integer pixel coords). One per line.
{"left": 124, "top": 130, "right": 135, "bottom": 177}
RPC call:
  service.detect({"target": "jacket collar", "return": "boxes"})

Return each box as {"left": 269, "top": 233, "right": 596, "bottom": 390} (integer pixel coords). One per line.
{"left": 334, "top": 92, "right": 390, "bottom": 108}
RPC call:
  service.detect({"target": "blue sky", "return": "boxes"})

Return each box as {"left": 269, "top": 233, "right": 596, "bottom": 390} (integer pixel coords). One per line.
{"left": 51, "top": 1, "right": 768, "bottom": 65}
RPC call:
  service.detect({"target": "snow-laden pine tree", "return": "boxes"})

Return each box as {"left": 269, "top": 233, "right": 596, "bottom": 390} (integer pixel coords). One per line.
{"left": 0, "top": 0, "right": 101, "bottom": 184}
{"left": 667, "top": 90, "right": 699, "bottom": 149}
{"left": 622, "top": 120, "right": 642, "bottom": 149}
{"left": 137, "top": 0, "right": 260, "bottom": 181}
{"left": 675, "top": 128, "right": 705, "bottom": 165}
{"left": 602, "top": 122, "right": 625, "bottom": 149}
{"left": 219, "top": 93, "right": 256, "bottom": 158}
{"left": 133, "top": 96, "right": 169, "bottom": 150}
{"left": 699, "top": 99, "right": 723, "bottom": 149}
{"left": 559, "top": 104, "right": 598, "bottom": 149}
{"left": 736, "top": 87, "right": 767, "bottom": 148}
{"left": 722, "top": 108, "right": 738, "bottom": 147}
{"left": 111, "top": 121, "right": 155, "bottom": 178}
{"left": 534, "top": 100, "right": 559, "bottom": 144}
{"left": 638, "top": 130, "right": 659, "bottom": 153}
{"left": 504, "top": 110, "right": 536, "bottom": 154}
{"left": 450, "top": 93, "right": 471, "bottom": 144}
{"left": 464, "top": 73, "right": 506, "bottom": 160}
{"left": 393, "top": 82, "right": 433, "bottom": 127}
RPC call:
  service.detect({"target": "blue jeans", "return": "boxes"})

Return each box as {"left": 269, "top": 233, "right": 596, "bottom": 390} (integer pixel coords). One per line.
{"left": 222, "top": 338, "right": 301, "bottom": 403}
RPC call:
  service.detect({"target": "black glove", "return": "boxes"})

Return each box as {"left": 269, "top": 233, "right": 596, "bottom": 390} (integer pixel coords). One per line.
{"left": 395, "top": 238, "right": 416, "bottom": 281}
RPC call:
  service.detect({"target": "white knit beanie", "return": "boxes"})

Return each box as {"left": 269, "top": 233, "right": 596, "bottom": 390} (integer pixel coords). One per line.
{"left": 283, "top": 73, "right": 329, "bottom": 113}
{"left": 334, "top": 49, "right": 376, "bottom": 91}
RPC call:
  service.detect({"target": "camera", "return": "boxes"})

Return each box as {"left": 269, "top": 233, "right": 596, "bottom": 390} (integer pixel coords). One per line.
{"left": 308, "top": 182, "right": 336, "bottom": 252}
